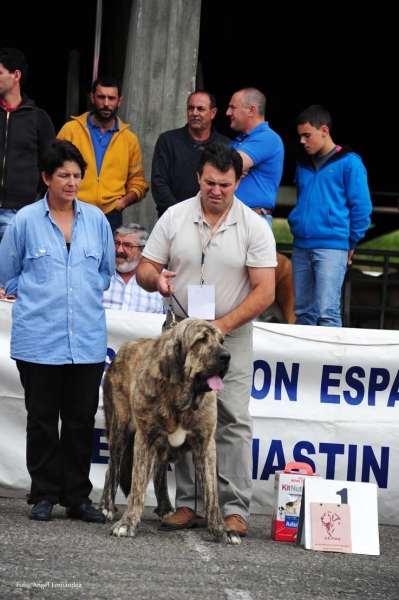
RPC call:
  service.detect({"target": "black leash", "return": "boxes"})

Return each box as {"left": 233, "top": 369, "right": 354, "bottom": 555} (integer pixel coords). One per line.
{"left": 167, "top": 288, "right": 201, "bottom": 522}
{"left": 168, "top": 288, "right": 190, "bottom": 326}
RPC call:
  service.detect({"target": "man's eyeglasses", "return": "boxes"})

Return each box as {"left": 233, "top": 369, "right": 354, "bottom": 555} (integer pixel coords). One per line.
{"left": 114, "top": 241, "right": 144, "bottom": 251}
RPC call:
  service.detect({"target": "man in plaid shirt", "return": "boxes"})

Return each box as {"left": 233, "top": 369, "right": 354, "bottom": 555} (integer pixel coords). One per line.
{"left": 103, "top": 223, "right": 166, "bottom": 314}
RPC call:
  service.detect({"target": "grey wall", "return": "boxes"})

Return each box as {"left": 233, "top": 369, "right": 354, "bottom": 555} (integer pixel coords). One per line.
{"left": 118, "top": 0, "right": 202, "bottom": 234}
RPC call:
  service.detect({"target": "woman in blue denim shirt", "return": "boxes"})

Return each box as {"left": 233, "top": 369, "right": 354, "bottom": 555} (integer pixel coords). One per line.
{"left": 0, "top": 139, "right": 115, "bottom": 522}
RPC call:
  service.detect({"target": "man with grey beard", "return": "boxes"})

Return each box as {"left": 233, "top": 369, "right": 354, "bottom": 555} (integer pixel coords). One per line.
{"left": 103, "top": 223, "right": 165, "bottom": 313}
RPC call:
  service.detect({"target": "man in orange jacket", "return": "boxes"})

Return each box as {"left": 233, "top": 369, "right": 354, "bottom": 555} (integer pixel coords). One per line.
{"left": 57, "top": 76, "right": 149, "bottom": 232}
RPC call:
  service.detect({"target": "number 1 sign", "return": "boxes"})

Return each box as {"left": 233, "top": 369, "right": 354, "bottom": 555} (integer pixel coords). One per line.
{"left": 297, "top": 478, "right": 380, "bottom": 555}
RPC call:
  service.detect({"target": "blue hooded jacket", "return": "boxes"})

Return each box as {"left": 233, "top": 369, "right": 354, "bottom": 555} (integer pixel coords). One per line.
{"left": 288, "top": 146, "right": 372, "bottom": 250}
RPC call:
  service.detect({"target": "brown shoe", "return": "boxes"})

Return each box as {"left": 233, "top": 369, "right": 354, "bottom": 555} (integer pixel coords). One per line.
{"left": 225, "top": 514, "right": 247, "bottom": 537}
{"left": 158, "top": 507, "right": 207, "bottom": 531}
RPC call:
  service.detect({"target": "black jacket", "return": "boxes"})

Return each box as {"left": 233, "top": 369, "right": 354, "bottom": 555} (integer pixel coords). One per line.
{"left": 151, "top": 124, "right": 231, "bottom": 217}
{"left": 0, "top": 94, "right": 55, "bottom": 209}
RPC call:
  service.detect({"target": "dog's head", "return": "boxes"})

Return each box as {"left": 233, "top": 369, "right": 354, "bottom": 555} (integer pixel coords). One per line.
{"left": 159, "top": 318, "right": 231, "bottom": 408}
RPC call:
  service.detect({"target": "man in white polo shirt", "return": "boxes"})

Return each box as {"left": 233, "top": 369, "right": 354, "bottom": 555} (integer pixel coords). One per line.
{"left": 137, "top": 142, "right": 276, "bottom": 537}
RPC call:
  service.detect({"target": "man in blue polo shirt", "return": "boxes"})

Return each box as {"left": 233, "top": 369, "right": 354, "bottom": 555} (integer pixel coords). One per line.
{"left": 226, "top": 87, "right": 284, "bottom": 228}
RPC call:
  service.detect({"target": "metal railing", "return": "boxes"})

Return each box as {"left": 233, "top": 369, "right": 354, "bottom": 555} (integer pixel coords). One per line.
{"left": 277, "top": 244, "right": 399, "bottom": 330}
{"left": 341, "top": 249, "right": 399, "bottom": 330}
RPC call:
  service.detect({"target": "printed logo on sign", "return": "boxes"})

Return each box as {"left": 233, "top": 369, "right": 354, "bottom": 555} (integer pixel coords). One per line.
{"left": 282, "top": 484, "right": 303, "bottom": 492}
{"left": 285, "top": 516, "right": 299, "bottom": 528}
{"left": 321, "top": 511, "right": 341, "bottom": 538}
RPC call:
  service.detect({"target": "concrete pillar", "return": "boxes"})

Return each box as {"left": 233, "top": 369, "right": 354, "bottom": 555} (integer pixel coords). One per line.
{"left": 119, "top": 0, "right": 202, "bottom": 233}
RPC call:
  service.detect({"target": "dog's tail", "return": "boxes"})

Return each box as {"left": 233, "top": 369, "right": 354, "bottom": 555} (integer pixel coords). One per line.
{"left": 119, "top": 431, "right": 135, "bottom": 498}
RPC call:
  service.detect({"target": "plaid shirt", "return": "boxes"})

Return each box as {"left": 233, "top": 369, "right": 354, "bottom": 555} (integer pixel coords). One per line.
{"left": 103, "top": 271, "right": 166, "bottom": 314}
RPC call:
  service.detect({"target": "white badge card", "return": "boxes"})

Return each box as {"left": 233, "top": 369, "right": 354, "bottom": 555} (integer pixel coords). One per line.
{"left": 188, "top": 285, "right": 216, "bottom": 319}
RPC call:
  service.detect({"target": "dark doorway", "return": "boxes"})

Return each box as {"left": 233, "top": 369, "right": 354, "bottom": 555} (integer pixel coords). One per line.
{"left": 3, "top": 2, "right": 98, "bottom": 132}
{"left": 198, "top": 2, "right": 398, "bottom": 196}
{"left": 3, "top": 2, "right": 398, "bottom": 199}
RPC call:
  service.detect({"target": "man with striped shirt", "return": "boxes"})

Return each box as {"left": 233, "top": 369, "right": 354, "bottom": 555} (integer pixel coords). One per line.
{"left": 103, "top": 223, "right": 165, "bottom": 314}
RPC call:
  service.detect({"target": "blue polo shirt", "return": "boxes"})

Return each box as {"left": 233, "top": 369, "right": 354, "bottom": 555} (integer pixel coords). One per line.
{"left": 229, "top": 122, "right": 284, "bottom": 211}
{"left": 87, "top": 112, "right": 119, "bottom": 175}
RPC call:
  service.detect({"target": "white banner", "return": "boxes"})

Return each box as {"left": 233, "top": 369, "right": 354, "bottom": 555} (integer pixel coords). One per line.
{"left": 1, "top": 300, "right": 398, "bottom": 525}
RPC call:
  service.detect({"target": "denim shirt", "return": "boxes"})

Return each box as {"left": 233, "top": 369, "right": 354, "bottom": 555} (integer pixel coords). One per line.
{"left": 0, "top": 196, "right": 115, "bottom": 364}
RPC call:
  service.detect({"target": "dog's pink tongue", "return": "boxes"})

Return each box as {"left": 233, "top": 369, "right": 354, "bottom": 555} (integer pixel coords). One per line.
{"left": 207, "top": 375, "right": 224, "bottom": 391}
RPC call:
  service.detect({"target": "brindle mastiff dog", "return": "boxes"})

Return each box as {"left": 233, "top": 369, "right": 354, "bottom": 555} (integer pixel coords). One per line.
{"left": 98, "top": 318, "right": 241, "bottom": 544}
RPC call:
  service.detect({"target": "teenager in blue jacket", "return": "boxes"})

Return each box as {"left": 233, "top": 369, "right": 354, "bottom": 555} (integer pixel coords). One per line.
{"left": 288, "top": 105, "right": 372, "bottom": 327}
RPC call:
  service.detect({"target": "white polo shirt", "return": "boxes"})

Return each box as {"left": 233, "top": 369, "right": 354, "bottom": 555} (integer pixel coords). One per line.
{"left": 142, "top": 192, "right": 277, "bottom": 319}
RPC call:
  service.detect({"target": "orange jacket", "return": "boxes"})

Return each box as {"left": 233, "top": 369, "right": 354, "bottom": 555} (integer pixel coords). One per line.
{"left": 57, "top": 112, "right": 149, "bottom": 214}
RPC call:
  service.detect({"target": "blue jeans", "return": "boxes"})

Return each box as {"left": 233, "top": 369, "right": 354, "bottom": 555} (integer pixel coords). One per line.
{"left": 259, "top": 213, "right": 273, "bottom": 229}
{"left": 291, "top": 247, "right": 348, "bottom": 327}
{"left": 105, "top": 208, "right": 123, "bottom": 233}
{"left": 0, "top": 208, "right": 18, "bottom": 239}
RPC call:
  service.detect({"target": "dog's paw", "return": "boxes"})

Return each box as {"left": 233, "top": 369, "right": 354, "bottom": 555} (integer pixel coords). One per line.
{"left": 101, "top": 508, "right": 115, "bottom": 521}
{"left": 110, "top": 521, "right": 137, "bottom": 538}
{"left": 158, "top": 509, "right": 175, "bottom": 520}
{"left": 208, "top": 525, "right": 241, "bottom": 545}
{"left": 153, "top": 506, "right": 174, "bottom": 519}
{"left": 226, "top": 530, "right": 242, "bottom": 545}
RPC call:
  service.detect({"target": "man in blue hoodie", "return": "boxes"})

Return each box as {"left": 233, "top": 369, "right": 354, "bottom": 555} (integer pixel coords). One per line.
{"left": 288, "top": 105, "right": 372, "bottom": 327}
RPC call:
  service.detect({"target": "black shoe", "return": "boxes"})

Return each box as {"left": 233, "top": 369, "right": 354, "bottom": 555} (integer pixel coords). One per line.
{"left": 66, "top": 502, "right": 106, "bottom": 523}
{"left": 29, "top": 500, "right": 53, "bottom": 521}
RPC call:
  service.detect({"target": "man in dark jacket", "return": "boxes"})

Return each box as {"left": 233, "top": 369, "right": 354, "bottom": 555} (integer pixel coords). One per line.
{"left": 0, "top": 47, "right": 55, "bottom": 241}
{"left": 151, "top": 90, "right": 230, "bottom": 218}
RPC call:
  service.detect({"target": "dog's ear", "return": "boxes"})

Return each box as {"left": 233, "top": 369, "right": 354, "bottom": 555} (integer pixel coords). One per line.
{"left": 159, "top": 336, "right": 185, "bottom": 384}
{"left": 169, "top": 339, "right": 185, "bottom": 384}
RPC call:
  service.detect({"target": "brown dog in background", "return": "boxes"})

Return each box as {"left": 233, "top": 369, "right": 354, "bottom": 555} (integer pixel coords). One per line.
{"left": 258, "top": 252, "right": 296, "bottom": 324}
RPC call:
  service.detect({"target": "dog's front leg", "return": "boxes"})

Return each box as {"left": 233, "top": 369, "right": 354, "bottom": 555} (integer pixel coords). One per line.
{"left": 98, "top": 421, "right": 125, "bottom": 521}
{"left": 111, "top": 431, "right": 154, "bottom": 538}
{"left": 153, "top": 462, "right": 174, "bottom": 519}
{"left": 193, "top": 438, "right": 241, "bottom": 546}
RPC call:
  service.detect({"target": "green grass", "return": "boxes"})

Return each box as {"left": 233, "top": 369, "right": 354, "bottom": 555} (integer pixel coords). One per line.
{"left": 273, "top": 219, "right": 399, "bottom": 271}
{"left": 273, "top": 219, "right": 399, "bottom": 252}
{"left": 358, "top": 230, "right": 399, "bottom": 253}
{"left": 273, "top": 219, "right": 293, "bottom": 245}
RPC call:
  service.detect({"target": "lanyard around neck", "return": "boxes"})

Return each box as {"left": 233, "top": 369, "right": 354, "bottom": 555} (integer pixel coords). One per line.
{"left": 198, "top": 203, "right": 231, "bottom": 285}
